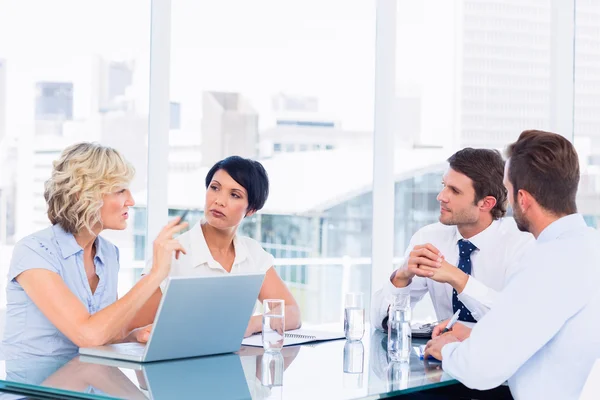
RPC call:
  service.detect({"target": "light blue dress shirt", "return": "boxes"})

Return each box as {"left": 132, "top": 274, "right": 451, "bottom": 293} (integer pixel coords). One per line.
{"left": 441, "top": 214, "right": 600, "bottom": 399}
{"left": 2, "top": 224, "right": 120, "bottom": 358}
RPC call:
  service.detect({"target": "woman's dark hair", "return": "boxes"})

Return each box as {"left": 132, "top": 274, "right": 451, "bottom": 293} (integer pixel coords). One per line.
{"left": 205, "top": 156, "right": 269, "bottom": 212}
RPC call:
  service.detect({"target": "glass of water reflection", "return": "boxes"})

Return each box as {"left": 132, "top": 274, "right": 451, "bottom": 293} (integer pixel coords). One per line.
{"left": 344, "top": 292, "right": 365, "bottom": 341}
{"left": 262, "top": 299, "right": 285, "bottom": 351}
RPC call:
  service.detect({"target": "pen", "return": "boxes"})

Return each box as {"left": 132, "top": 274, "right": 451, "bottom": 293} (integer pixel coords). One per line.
{"left": 441, "top": 310, "right": 461, "bottom": 334}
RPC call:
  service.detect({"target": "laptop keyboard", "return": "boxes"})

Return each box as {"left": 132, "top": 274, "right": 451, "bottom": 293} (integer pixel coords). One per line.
{"left": 111, "top": 342, "right": 145, "bottom": 356}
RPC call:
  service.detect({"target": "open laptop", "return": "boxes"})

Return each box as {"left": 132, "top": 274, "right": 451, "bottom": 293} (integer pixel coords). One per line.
{"left": 78, "top": 353, "right": 252, "bottom": 399}
{"left": 80, "top": 273, "right": 265, "bottom": 362}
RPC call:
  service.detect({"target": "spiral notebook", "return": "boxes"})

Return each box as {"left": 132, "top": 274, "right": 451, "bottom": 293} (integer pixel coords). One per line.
{"left": 241, "top": 328, "right": 345, "bottom": 347}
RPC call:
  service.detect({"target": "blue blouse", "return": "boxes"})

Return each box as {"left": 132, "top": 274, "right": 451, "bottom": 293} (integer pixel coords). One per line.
{"left": 2, "top": 224, "right": 120, "bottom": 357}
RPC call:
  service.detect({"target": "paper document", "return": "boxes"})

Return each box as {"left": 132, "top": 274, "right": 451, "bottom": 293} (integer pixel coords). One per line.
{"left": 242, "top": 328, "right": 345, "bottom": 347}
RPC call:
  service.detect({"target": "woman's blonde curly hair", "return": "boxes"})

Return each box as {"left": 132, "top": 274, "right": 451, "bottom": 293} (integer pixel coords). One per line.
{"left": 44, "top": 142, "right": 135, "bottom": 236}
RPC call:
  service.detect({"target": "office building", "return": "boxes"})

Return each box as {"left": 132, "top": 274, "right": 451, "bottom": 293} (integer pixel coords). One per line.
{"left": 34, "top": 82, "right": 73, "bottom": 121}
{"left": 574, "top": 0, "right": 600, "bottom": 151}
{"left": 94, "top": 57, "right": 134, "bottom": 114}
{"left": 200, "top": 91, "right": 259, "bottom": 166}
{"left": 0, "top": 59, "right": 6, "bottom": 143}
{"left": 170, "top": 102, "right": 181, "bottom": 130}
{"left": 260, "top": 93, "right": 370, "bottom": 157}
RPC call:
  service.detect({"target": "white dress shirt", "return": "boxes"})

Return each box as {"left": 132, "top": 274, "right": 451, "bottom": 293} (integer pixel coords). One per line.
{"left": 142, "top": 221, "right": 274, "bottom": 292}
{"left": 371, "top": 217, "right": 534, "bottom": 330}
{"left": 441, "top": 214, "right": 600, "bottom": 399}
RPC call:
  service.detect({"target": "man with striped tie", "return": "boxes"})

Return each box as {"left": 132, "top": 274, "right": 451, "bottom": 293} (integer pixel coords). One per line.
{"left": 371, "top": 148, "right": 534, "bottom": 332}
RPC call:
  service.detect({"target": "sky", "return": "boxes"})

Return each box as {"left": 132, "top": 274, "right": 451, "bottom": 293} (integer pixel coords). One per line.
{"left": 0, "top": 0, "right": 376, "bottom": 134}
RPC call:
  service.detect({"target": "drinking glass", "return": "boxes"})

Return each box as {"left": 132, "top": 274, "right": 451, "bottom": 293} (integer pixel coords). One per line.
{"left": 262, "top": 299, "right": 285, "bottom": 351}
{"left": 344, "top": 292, "right": 365, "bottom": 341}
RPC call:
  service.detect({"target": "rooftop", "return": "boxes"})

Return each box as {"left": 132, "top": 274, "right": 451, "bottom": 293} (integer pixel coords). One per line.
{"left": 134, "top": 147, "right": 450, "bottom": 215}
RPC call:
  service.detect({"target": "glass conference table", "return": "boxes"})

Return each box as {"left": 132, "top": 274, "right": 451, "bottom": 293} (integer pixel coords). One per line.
{"left": 0, "top": 330, "right": 459, "bottom": 399}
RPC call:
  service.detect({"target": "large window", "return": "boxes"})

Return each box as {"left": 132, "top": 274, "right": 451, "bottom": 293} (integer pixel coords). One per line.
{"left": 391, "top": 0, "right": 599, "bottom": 321}
{"left": 126, "top": 0, "right": 376, "bottom": 325}
{"left": 0, "top": 0, "right": 597, "bottom": 330}
{"left": 575, "top": 0, "right": 600, "bottom": 229}
{"left": 0, "top": 0, "right": 151, "bottom": 306}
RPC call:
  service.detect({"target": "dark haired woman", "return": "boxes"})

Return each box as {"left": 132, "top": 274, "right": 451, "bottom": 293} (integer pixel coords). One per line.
{"left": 134, "top": 156, "right": 301, "bottom": 337}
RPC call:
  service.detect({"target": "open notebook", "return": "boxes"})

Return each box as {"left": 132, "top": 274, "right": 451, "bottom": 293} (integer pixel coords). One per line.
{"left": 242, "top": 329, "right": 345, "bottom": 347}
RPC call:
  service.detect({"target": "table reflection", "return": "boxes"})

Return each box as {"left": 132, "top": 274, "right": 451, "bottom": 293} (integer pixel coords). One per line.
{"left": 2, "top": 352, "right": 253, "bottom": 399}
{"left": 238, "top": 345, "right": 301, "bottom": 399}
{"left": 0, "top": 329, "right": 457, "bottom": 400}
{"left": 368, "top": 329, "right": 449, "bottom": 390}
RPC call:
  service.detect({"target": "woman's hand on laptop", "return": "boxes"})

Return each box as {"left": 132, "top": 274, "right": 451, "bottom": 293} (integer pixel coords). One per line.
{"left": 150, "top": 218, "right": 188, "bottom": 280}
{"left": 125, "top": 324, "right": 153, "bottom": 343}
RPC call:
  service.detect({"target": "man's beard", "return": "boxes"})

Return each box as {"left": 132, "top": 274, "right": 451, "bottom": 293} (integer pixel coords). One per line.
{"left": 513, "top": 203, "right": 530, "bottom": 233}
{"left": 439, "top": 208, "right": 478, "bottom": 226}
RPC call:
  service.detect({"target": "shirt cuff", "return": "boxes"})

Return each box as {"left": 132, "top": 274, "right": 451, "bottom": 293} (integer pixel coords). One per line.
{"left": 383, "top": 275, "right": 413, "bottom": 296}
{"left": 459, "top": 276, "right": 489, "bottom": 301}
{"left": 441, "top": 341, "right": 462, "bottom": 367}
{"left": 457, "top": 277, "right": 491, "bottom": 321}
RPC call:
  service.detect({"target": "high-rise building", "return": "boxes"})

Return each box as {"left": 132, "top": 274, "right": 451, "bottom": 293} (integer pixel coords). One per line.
{"left": 99, "top": 113, "right": 148, "bottom": 194}
{"left": 458, "top": 0, "right": 553, "bottom": 149}
{"left": 574, "top": 0, "right": 600, "bottom": 152}
{"left": 0, "top": 137, "right": 16, "bottom": 245}
{"left": 0, "top": 59, "right": 6, "bottom": 143}
{"left": 272, "top": 92, "right": 319, "bottom": 113}
{"left": 260, "top": 93, "right": 369, "bottom": 157}
{"left": 34, "top": 82, "right": 73, "bottom": 121}
{"left": 94, "top": 57, "right": 134, "bottom": 113}
{"left": 200, "top": 91, "right": 259, "bottom": 166}
{"left": 170, "top": 102, "right": 181, "bottom": 130}
{"left": 395, "top": 0, "right": 577, "bottom": 150}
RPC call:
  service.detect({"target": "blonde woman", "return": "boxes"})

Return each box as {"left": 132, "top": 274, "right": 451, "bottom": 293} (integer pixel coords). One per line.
{"left": 2, "top": 142, "right": 187, "bottom": 357}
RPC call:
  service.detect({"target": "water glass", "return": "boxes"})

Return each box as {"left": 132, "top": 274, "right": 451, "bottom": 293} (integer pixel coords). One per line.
{"left": 261, "top": 351, "right": 284, "bottom": 387}
{"left": 344, "top": 292, "right": 365, "bottom": 341}
{"left": 261, "top": 351, "right": 284, "bottom": 400}
{"left": 343, "top": 340, "right": 364, "bottom": 389}
{"left": 343, "top": 340, "right": 364, "bottom": 374}
{"left": 387, "top": 295, "right": 411, "bottom": 362}
{"left": 387, "top": 361, "right": 410, "bottom": 391}
{"left": 262, "top": 299, "right": 285, "bottom": 351}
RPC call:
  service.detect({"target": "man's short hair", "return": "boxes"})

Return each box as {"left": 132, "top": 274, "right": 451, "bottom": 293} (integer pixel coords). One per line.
{"left": 447, "top": 148, "right": 507, "bottom": 220}
{"left": 505, "top": 130, "right": 579, "bottom": 215}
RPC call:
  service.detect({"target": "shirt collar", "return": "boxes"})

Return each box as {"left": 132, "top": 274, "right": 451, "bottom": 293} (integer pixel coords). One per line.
{"left": 454, "top": 218, "right": 500, "bottom": 252}
{"left": 537, "top": 213, "right": 587, "bottom": 244}
{"left": 93, "top": 237, "right": 106, "bottom": 265}
{"left": 232, "top": 234, "right": 249, "bottom": 265}
{"left": 52, "top": 224, "right": 107, "bottom": 264}
{"left": 52, "top": 224, "right": 83, "bottom": 259}
{"left": 190, "top": 221, "right": 248, "bottom": 269}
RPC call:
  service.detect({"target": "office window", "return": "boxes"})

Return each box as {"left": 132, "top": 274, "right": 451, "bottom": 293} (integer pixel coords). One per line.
{"left": 0, "top": 0, "right": 151, "bottom": 306}
{"left": 575, "top": 0, "right": 600, "bottom": 229}
{"left": 158, "top": 0, "right": 375, "bottom": 325}
{"left": 392, "top": 0, "right": 585, "bottom": 322}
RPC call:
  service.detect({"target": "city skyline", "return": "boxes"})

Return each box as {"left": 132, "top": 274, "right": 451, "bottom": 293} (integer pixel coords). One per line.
{"left": 0, "top": 0, "right": 599, "bottom": 326}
